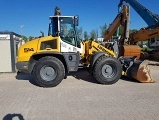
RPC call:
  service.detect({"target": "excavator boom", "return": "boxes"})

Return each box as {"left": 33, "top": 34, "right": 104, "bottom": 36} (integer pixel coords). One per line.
{"left": 104, "top": 14, "right": 121, "bottom": 41}
{"left": 103, "top": 5, "right": 141, "bottom": 59}
{"left": 104, "top": 5, "right": 130, "bottom": 42}
{"left": 119, "top": 0, "right": 159, "bottom": 50}
{"left": 130, "top": 27, "right": 159, "bottom": 44}
{"left": 118, "top": 0, "right": 159, "bottom": 27}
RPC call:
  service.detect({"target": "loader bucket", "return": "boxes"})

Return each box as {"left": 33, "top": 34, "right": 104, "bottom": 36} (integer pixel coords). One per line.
{"left": 127, "top": 60, "right": 154, "bottom": 83}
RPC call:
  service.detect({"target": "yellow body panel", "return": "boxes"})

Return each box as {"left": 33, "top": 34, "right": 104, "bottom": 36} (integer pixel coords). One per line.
{"left": 80, "top": 40, "right": 116, "bottom": 64}
{"left": 36, "top": 36, "right": 60, "bottom": 53}
{"left": 17, "top": 36, "right": 60, "bottom": 62}
{"left": 17, "top": 38, "right": 39, "bottom": 62}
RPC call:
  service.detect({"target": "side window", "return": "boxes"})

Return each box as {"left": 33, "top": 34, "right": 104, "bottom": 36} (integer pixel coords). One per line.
{"left": 40, "top": 40, "right": 57, "bottom": 50}
{"left": 60, "top": 19, "right": 76, "bottom": 46}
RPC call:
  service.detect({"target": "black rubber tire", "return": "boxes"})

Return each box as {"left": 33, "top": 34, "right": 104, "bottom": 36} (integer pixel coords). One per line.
{"left": 93, "top": 56, "right": 122, "bottom": 85}
{"left": 33, "top": 56, "right": 65, "bottom": 87}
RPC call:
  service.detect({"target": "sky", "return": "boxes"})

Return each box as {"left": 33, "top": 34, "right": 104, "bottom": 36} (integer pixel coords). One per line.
{"left": 0, "top": 0, "right": 159, "bottom": 37}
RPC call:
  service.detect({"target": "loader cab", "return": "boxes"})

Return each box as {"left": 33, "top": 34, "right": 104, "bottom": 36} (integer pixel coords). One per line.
{"left": 48, "top": 16, "right": 81, "bottom": 52}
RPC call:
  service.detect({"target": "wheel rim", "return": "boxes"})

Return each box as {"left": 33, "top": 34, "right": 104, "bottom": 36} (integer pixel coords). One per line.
{"left": 101, "top": 64, "right": 116, "bottom": 79}
{"left": 40, "top": 66, "right": 57, "bottom": 81}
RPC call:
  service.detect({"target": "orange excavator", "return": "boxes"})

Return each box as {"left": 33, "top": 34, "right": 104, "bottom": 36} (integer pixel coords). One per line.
{"left": 103, "top": 5, "right": 154, "bottom": 83}
{"left": 118, "top": 0, "right": 159, "bottom": 60}
{"left": 103, "top": 5, "right": 141, "bottom": 59}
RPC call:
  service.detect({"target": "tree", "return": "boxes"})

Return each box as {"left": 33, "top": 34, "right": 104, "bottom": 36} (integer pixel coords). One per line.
{"left": 77, "top": 27, "right": 83, "bottom": 40}
{"left": 77, "top": 27, "right": 83, "bottom": 35}
{"left": 112, "top": 26, "right": 122, "bottom": 36}
{"left": 84, "top": 31, "right": 89, "bottom": 40}
{"left": 28, "top": 36, "right": 34, "bottom": 41}
{"left": 22, "top": 36, "right": 28, "bottom": 43}
{"left": 90, "top": 30, "right": 97, "bottom": 40}
{"left": 100, "top": 24, "right": 107, "bottom": 37}
{"left": 129, "top": 29, "right": 138, "bottom": 34}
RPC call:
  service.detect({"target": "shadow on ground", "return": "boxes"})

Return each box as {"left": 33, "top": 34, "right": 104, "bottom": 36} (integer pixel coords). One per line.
{"left": 67, "top": 67, "right": 99, "bottom": 84}
{"left": 120, "top": 76, "right": 140, "bottom": 83}
{"left": 15, "top": 68, "right": 139, "bottom": 86}
{"left": 148, "top": 63, "right": 159, "bottom": 66}
{"left": 69, "top": 68, "right": 140, "bottom": 84}
{"left": 3, "top": 113, "right": 24, "bottom": 120}
{"left": 15, "top": 72, "right": 36, "bottom": 86}
{"left": 72, "top": 68, "right": 143, "bottom": 84}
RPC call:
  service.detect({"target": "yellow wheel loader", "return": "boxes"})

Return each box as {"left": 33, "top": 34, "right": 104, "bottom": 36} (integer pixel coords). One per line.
{"left": 16, "top": 9, "right": 154, "bottom": 87}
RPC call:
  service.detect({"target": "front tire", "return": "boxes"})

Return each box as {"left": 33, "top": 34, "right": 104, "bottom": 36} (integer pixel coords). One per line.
{"left": 93, "top": 56, "right": 122, "bottom": 85}
{"left": 33, "top": 56, "right": 65, "bottom": 87}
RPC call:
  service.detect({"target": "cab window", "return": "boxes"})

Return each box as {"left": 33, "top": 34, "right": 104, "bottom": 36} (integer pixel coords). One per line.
{"left": 59, "top": 17, "right": 76, "bottom": 46}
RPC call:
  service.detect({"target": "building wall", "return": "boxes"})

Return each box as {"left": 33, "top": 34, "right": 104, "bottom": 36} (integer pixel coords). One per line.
{"left": 0, "top": 34, "right": 12, "bottom": 72}
{"left": 0, "top": 32, "right": 22, "bottom": 72}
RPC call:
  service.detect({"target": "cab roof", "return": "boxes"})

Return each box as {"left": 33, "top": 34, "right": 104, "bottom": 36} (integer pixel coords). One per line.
{"left": 49, "top": 16, "right": 75, "bottom": 19}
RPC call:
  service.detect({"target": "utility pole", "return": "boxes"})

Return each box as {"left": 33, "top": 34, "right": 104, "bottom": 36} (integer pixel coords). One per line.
{"left": 96, "top": 29, "right": 98, "bottom": 41}
{"left": 20, "top": 25, "right": 24, "bottom": 45}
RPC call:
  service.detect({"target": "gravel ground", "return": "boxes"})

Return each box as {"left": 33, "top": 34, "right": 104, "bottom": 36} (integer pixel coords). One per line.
{"left": 0, "top": 64, "right": 158, "bottom": 120}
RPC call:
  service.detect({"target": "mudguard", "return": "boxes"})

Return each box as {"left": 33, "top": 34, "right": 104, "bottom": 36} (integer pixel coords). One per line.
{"left": 89, "top": 52, "right": 106, "bottom": 74}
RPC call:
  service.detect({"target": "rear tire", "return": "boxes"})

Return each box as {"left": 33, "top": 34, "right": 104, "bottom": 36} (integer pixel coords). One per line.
{"left": 33, "top": 56, "right": 65, "bottom": 87}
{"left": 93, "top": 56, "right": 122, "bottom": 85}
